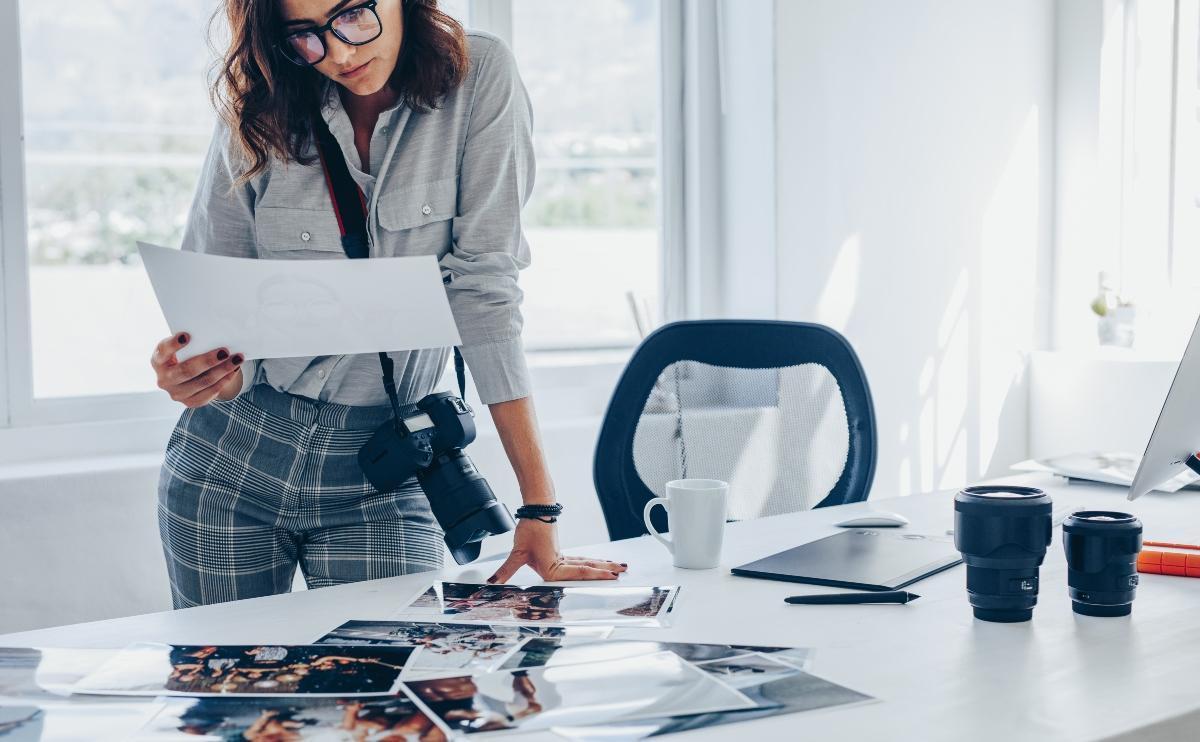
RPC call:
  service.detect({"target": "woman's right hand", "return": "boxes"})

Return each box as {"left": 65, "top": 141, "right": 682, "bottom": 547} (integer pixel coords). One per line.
{"left": 152, "top": 332, "right": 245, "bottom": 408}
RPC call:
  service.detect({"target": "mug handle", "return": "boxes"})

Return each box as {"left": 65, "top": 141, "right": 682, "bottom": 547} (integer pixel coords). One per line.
{"left": 643, "top": 497, "right": 673, "bottom": 553}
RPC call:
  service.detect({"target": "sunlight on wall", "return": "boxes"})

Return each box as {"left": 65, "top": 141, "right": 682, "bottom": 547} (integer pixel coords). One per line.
{"left": 910, "top": 104, "right": 1043, "bottom": 491}
{"left": 980, "top": 108, "right": 1040, "bottom": 474}
{"left": 816, "top": 234, "right": 861, "bottom": 332}
{"left": 913, "top": 270, "right": 970, "bottom": 493}
{"left": 1095, "top": 0, "right": 1126, "bottom": 282}
{"left": 935, "top": 271, "right": 970, "bottom": 489}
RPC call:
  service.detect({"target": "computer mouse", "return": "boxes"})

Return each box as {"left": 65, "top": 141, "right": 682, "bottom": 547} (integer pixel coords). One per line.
{"left": 833, "top": 512, "right": 910, "bottom": 528}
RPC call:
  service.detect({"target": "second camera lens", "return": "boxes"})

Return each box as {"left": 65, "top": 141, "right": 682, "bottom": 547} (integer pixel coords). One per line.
{"left": 1062, "top": 511, "right": 1143, "bottom": 617}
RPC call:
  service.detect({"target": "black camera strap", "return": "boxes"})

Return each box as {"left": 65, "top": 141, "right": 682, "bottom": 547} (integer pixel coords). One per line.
{"left": 312, "top": 115, "right": 468, "bottom": 415}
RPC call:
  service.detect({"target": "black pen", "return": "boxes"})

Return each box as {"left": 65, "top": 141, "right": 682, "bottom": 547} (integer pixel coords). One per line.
{"left": 784, "top": 591, "right": 920, "bottom": 605}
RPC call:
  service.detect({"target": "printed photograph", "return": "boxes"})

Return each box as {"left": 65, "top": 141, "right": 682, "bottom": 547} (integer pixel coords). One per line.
{"left": 499, "top": 639, "right": 812, "bottom": 673}
{"left": 0, "top": 701, "right": 164, "bottom": 742}
{"left": 405, "top": 651, "right": 755, "bottom": 735}
{"left": 402, "top": 583, "right": 679, "bottom": 627}
{"left": 0, "top": 705, "right": 42, "bottom": 740}
{"left": 141, "top": 695, "right": 448, "bottom": 741}
{"left": 316, "top": 620, "right": 611, "bottom": 679}
{"left": 554, "top": 663, "right": 876, "bottom": 740}
{"left": 73, "top": 643, "right": 414, "bottom": 697}
{"left": 0, "top": 646, "right": 130, "bottom": 701}
{"left": 693, "top": 652, "right": 805, "bottom": 690}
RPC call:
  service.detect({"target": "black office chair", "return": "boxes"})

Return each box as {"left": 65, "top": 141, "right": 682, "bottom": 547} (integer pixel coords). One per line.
{"left": 593, "top": 319, "right": 878, "bottom": 541}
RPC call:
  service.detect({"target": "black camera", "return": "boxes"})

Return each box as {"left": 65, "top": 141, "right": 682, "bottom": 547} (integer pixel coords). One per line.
{"left": 358, "top": 391, "right": 515, "bottom": 565}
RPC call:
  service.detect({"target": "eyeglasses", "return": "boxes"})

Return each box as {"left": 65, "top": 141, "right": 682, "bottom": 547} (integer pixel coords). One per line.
{"left": 277, "top": 0, "right": 383, "bottom": 67}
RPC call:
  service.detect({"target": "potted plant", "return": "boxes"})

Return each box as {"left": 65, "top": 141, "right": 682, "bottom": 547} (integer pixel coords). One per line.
{"left": 1091, "top": 272, "right": 1135, "bottom": 347}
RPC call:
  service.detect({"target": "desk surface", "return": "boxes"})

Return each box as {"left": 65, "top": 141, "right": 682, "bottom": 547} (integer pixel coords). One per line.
{"left": 5, "top": 473, "right": 1200, "bottom": 741}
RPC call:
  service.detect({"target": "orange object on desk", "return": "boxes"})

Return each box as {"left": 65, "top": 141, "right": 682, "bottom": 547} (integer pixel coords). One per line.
{"left": 1138, "top": 541, "right": 1200, "bottom": 578}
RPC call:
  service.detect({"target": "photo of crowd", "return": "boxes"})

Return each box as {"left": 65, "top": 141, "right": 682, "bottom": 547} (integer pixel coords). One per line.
{"left": 315, "top": 620, "right": 612, "bottom": 679}
{"left": 73, "top": 644, "right": 414, "bottom": 697}
{"left": 404, "top": 582, "right": 679, "bottom": 627}
{"left": 145, "top": 696, "right": 447, "bottom": 741}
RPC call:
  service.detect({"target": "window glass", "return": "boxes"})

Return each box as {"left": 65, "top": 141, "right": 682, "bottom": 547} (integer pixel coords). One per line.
{"left": 19, "top": 1, "right": 215, "bottom": 397}
{"left": 16, "top": 0, "right": 654, "bottom": 401}
{"left": 511, "top": 0, "right": 660, "bottom": 349}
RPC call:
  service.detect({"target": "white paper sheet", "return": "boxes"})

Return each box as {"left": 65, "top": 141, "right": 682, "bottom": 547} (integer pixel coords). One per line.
{"left": 138, "top": 242, "right": 462, "bottom": 362}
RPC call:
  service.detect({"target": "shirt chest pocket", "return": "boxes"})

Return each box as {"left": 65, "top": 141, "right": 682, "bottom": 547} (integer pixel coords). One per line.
{"left": 375, "top": 176, "right": 457, "bottom": 257}
{"left": 254, "top": 207, "right": 346, "bottom": 259}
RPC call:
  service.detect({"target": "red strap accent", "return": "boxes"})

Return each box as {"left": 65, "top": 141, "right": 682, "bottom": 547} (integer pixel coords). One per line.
{"left": 315, "top": 139, "right": 367, "bottom": 239}
{"left": 315, "top": 142, "right": 348, "bottom": 238}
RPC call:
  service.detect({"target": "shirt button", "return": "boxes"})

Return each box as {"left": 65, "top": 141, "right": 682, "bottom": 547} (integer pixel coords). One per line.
{"left": 421, "top": 204, "right": 432, "bottom": 216}
{"left": 317, "top": 369, "right": 326, "bottom": 379}
{"left": 301, "top": 231, "right": 312, "bottom": 242}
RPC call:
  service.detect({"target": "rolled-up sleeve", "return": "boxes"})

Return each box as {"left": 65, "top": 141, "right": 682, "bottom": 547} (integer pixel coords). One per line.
{"left": 180, "top": 123, "right": 261, "bottom": 397}
{"left": 443, "top": 37, "right": 536, "bottom": 405}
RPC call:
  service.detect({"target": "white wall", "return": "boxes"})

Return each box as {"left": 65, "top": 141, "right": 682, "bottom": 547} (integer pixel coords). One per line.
{"left": 774, "top": 0, "right": 1056, "bottom": 496}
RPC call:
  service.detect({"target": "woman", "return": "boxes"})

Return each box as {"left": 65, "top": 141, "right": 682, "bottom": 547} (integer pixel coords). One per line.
{"left": 151, "top": 0, "right": 626, "bottom": 608}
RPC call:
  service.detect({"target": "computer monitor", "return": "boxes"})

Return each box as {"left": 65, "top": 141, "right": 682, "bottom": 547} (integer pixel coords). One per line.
{"left": 1128, "top": 312, "right": 1200, "bottom": 500}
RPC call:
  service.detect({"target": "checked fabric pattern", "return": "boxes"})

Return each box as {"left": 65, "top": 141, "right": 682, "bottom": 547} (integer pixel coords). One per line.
{"left": 158, "top": 382, "right": 444, "bottom": 608}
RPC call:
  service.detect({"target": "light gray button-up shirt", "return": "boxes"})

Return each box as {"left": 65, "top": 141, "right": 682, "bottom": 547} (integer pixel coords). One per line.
{"left": 180, "top": 31, "right": 534, "bottom": 406}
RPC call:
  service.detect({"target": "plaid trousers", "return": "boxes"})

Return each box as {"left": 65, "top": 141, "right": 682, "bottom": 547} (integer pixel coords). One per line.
{"left": 158, "top": 383, "right": 444, "bottom": 609}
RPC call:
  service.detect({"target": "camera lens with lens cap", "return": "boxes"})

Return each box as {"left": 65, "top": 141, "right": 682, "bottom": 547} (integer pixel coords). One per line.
{"left": 1062, "top": 511, "right": 1143, "bottom": 617}
{"left": 953, "top": 485, "right": 1053, "bottom": 623}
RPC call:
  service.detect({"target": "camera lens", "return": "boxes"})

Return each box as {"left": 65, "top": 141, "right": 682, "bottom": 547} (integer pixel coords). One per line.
{"left": 419, "top": 449, "right": 515, "bottom": 565}
{"left": 1062, "top": 511, "right": 1143, "bottom": 617}
{"left": 953, "top": 485, "right": 1053, "bottom": 623}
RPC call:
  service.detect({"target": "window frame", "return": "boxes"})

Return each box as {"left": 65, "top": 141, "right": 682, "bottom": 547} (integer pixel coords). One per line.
{"left": 0, "top": 0, "right": 688, "bottom": 439}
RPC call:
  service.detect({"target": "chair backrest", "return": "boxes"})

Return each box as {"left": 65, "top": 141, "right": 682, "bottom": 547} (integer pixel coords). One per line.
{"left": 593, "top": 319, "right": 877, "bottom": 541}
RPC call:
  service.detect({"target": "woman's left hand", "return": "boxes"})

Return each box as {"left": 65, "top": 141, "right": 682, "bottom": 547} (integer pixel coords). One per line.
{"left": 487, "top": 519, "right": 628, "bottom": 584}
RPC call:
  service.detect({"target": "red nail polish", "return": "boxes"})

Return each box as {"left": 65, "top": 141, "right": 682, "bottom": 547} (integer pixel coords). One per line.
{"left": 217, "top": 349, "right": 229, "bottom": 361}
{"left": 610, "top": 571, "right": 619, "bottom": 576}
{"left": 177, "top": 333, "right": 189, "bottom": 345}
{"left": 620, "top": 563, "right": 628, "bottom": 567}
{"left": 232, "top": 354, "right": 244, "bottom": 365}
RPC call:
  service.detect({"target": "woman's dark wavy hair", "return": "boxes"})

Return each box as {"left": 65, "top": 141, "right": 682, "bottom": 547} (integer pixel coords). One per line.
{"left": 209, "top": 0, "right": 468, "bottom": 184}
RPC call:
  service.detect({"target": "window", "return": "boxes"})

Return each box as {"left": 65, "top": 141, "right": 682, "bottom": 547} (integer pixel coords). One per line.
{"left": 1055, "top": 0, "right": 1199, "bottom": 353}
{"left": 510, "top": 0, "right": 661, "bottom": 350}
{"left": 1172, "top": 0, "right": 1200, "bottom": 295}
{"left": 18, "top": 1, "right": 215, "bottom": 400}
{"left": 1, "top": 0, "right": 671, "bottom": 429}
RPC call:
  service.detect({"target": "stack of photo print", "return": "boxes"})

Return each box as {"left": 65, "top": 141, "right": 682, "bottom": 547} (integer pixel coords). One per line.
{"left": 0, "top": 582, "right": 874, "bottom": 740}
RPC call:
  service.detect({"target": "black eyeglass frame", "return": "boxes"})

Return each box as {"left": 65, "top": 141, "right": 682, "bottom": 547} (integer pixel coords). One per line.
{"left": 276, "top": 0, "right": 383, "bottom": 67}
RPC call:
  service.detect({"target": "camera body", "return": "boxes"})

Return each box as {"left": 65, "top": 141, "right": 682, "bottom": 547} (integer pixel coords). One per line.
{"left": 358, "top": 391, "right": 514, "bottom": 565}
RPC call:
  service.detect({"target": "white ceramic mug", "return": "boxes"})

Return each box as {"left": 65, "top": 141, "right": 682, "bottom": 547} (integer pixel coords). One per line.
{"left": 643, "top": 479, "right": 729, "bottom": 569}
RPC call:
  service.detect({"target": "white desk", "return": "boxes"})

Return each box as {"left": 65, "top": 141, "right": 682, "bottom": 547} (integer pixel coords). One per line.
{"left": 4, "top": 473, "right": 1200, "bottom": 741}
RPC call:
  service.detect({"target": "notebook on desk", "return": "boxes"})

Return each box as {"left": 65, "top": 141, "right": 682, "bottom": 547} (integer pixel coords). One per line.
{"left": 731, "top": 529, "right": 963, "bottom": 591}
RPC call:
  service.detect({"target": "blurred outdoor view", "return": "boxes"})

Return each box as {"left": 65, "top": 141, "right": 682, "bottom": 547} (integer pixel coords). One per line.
{"left": 19, "top": 0, "right": 659, "bottom": 399}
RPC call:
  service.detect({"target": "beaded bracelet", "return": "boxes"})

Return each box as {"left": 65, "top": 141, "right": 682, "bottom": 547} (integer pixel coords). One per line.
{"left": 515, "top": 503, "right": 564, "bottom": 523}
